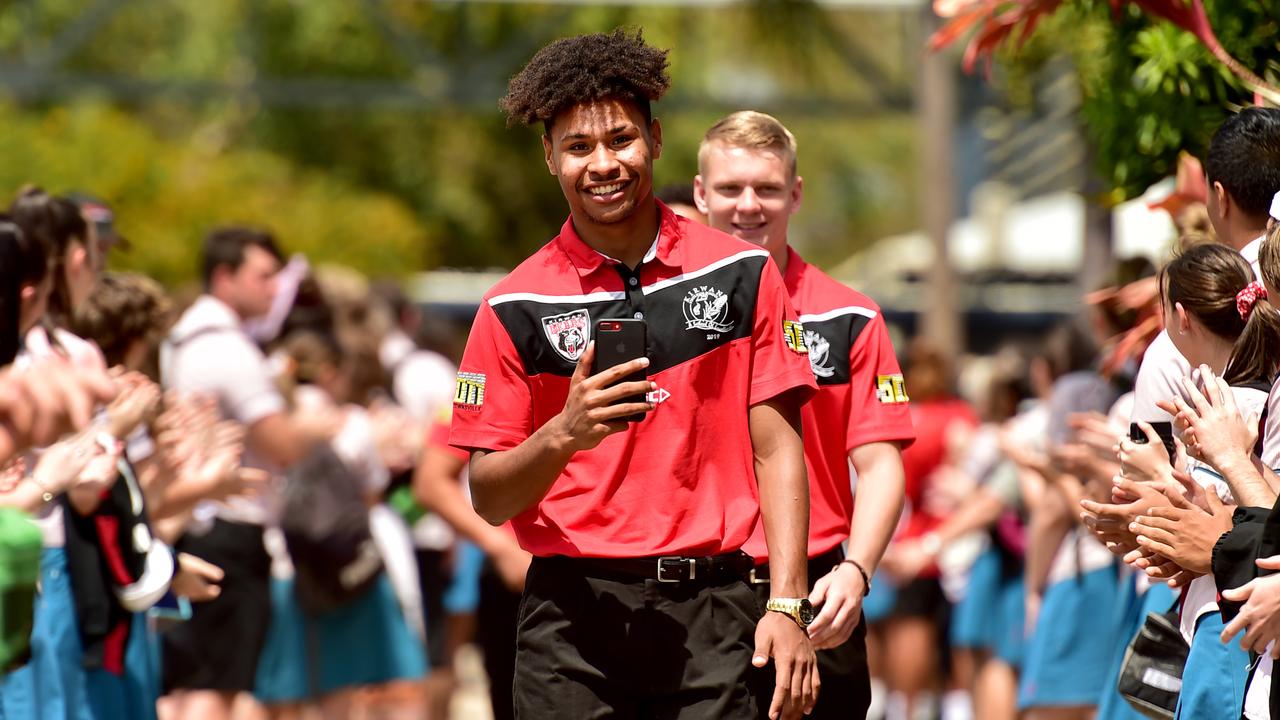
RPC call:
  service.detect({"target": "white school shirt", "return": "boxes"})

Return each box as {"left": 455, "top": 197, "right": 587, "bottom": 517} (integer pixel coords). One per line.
{"left": 379, "top": 330, "right": 459, "bottom": 550}
{"left": 15, "top": 327, "right": 109, "bottom": 548}
{"left": 161, "top": 295, "right": 286, "bottom": 526}
{"left": 1129, "top": 331, "right": 1192, "bottom": 425}
{"left": 1179, "top": 384, "right": 1269, "bottom": 646}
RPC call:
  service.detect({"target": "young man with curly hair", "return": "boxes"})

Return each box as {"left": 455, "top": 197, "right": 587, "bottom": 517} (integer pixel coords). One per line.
{"left": 448, "top": 29, "right": 820, "bottom": 720}
{"left": 694, "top": 111, "right": 914, "bottom": 719}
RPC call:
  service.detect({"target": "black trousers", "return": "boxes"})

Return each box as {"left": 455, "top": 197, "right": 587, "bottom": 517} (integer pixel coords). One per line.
{"left": 162, "top": 520, "right": 271, "bottom": 693}
{"left": 415, "top": 548, "right": 450, "bottom": 668}
{"left": 750, "top": 550, "right": 872, "bottom": 720}
{"left": 514, "top": 556, "right": 762, "bottom": 719}
{"left": 478, "top": 559, "right": 521, "bottom": 720}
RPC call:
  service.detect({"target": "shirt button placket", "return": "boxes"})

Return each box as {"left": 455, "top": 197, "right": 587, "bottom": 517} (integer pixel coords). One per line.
{"left": 615, "top": 265, "right": 645, "bottom": 321}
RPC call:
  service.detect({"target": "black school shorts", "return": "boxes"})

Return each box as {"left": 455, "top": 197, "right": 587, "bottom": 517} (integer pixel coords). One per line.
{"left": 162, "top": 519, "right": 271, "bottom": 693}
{"left": 513, "top": 556, "right": 761, "bottom": 720}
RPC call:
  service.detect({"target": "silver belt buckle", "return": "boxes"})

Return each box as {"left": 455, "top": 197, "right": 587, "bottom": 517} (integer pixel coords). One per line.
{"left": 749, "top": 567, "right": 770, "bottom": 585}
{"left": 657, "top": 556, "right": 695, "bottom": 583}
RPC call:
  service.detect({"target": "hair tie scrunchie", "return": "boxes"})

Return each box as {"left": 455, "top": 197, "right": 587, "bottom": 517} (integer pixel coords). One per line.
{"left": 1237, "top": 280, "right": 1268, "bottom": 320}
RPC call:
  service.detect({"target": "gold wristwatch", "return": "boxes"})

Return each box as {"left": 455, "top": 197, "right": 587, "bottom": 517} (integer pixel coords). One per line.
{"left": 765, "top": 598, "right": 815, "bottom": 629}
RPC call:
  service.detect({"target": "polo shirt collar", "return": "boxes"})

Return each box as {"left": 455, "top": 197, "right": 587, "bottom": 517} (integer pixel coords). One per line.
{"left": 783, "top": 245, "right": 807, "bottom": 292}
{"left": 1241, "top": 234, "right": 1265, "bottom": 278}
{"left": 170, "top": 294, "right": 242, "bottom": 344}
{"left": 557, "top": 201, "right": 685, "bottom": 277}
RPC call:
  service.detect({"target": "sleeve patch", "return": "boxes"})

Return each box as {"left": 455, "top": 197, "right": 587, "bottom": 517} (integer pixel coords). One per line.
{"left": 875, "top": 374, "right": 909, "bottom": 404}
{"left": 453, "top": 372, "right": 486, "bottom": 409}
{"left": 783, "top": 320, "right": 808, "bottom": 354}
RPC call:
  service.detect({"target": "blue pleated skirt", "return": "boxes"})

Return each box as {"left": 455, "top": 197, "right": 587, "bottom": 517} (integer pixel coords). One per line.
{"left": 950, "top": 546, "right": 1003, "bottom": 649}
{"left": 1174, "top": 609, "right": 1249, "bottom": 719}
{"left": 1018, "top": 564, "right": 1122, "bottom": 709}
{"left": 254, "top": 572, "right": 427, "bottom": 704}
{"left": 1097, "top": 577, "right": 1175, "bottom": 720}
{"left": 0, "top": 548, "right": 157, "bottom": 720}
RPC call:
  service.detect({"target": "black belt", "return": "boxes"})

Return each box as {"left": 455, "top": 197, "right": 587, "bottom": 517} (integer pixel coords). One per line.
{"left": 748, "top": 547, "right": 844, "bottom": 585}
{"left": 544, "top": 552, "right": 754, "bottom": 584}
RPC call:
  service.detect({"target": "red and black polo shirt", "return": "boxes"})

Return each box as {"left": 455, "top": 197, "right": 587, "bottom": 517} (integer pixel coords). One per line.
{"left": 449, "top": 203, "right": 816, "bottom": 559}
{"left": 743, "top": 247, "right": 916, "bottom": 562}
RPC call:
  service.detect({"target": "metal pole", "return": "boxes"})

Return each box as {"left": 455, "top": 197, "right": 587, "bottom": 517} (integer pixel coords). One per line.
{"left": 917, "top": 6, "right": 962, "bottom": 357}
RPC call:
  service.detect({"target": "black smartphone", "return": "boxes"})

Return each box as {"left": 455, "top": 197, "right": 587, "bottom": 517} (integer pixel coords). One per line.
{"left": 592, "top": 318, "right": 648, "bottom": 423}
{"left": 1130, "top": 421, "right": 1177, "bottom": 460}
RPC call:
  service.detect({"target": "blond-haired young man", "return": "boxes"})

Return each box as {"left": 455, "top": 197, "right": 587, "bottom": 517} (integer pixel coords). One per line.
{"left": 696, "top": 111, "right": 915, "bottom": 719}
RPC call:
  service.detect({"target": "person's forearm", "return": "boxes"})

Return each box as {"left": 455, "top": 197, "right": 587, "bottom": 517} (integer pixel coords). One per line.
{"left": 1056, "top": 478, "right": 1089, "bottom": 528}
{"left": 750, "top": 398, "right": 809, "bottom": 598}
{"left": 469, "top": 418, "right": 577, "bottom": 526}
{"left": 247, "top": 414, "right": 308, "bottom": 468}
{"left": 0, "top": 479, "right": 54, "bottom": 513}
{"left": 1026, "top": 486, "right": 1070, "bottom": 595}
{"left": 1258, "top": 461, "right": 1280, "bottom": 496}
{"left": 846, "top": 443, "right": 905, "bottom": 575}
{"left": 148, "top": 473, "right": 210, "bottom": 521}
{"left": 415, "top": 451, "right": 518, "bottom": 555}
{"left": 153, "top": 511, "right": 191, "bottom": 546}
{"left": 67, "top": 484, "right": 107, "bottom": 516}
{"left": 1217, "top": 453, "right": 1278, "bottom": 508}
{"left": 933, "top": 489, "right": 1004, "bottom": 545}
{"left": 133, "top": 454, "right": 164, "bottom": 496}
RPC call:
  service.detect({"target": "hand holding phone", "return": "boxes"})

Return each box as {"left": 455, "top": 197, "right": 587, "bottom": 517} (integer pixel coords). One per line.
{"left": 553, "top": 320, "right": 654, "bottom": 453}
{"left": 1130, "top": 421, "right": 1178, "bottom": 461}
{"left": 592, "top": 319, "right": 649, "bottom": 424}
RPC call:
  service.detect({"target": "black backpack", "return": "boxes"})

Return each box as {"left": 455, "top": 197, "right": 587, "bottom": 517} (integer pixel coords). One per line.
{"left": 280, "top": 444, "right": 383, "bottom": 614}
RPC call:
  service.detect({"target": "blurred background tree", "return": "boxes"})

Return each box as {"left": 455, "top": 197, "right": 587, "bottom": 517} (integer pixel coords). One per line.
{"left": 0, "top": 0, "right": 926, "bottom": 283}
{"left": 933, "top": 0, "right": 1279, "bottom": 204}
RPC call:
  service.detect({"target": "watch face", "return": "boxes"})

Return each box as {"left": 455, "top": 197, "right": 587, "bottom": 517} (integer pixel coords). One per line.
{"left": 798, "top": 599, "right": 815, "bottom": 625}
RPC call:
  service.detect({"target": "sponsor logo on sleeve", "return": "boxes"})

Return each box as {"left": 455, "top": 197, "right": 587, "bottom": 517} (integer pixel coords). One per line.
{"left": 875, "top": 374, "right": 909, "bottom": 404}
{"left": 541, "top": 309, "right": 590, "bottom": 363}
{"left": 782, "top": 320, "right": 808, "bottom": 355}
{"left": 804, "top": 329, "right": 833, "bottom": 376}
{"left": 453, "top": 372, "right": 487, "bottom": 409}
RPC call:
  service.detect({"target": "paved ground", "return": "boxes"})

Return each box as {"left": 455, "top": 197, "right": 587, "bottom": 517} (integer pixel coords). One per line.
{"left": 449, "top": 645, "right": 493, "bottom": 720}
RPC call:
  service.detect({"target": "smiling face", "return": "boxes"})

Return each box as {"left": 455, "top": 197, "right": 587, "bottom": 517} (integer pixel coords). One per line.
{"left": 695, "top": 141, "right": 802, "bottom": 257}
{"left": 542, "top": 98, "right": 661, "bottom": 229}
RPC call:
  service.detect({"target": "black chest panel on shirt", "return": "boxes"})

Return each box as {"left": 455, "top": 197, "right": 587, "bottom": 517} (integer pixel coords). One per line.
{"left": 797, "top": 312, "right": 872, "bottom": 387}
{"left": 492, "top": 255, "right": 766, "bottom": 377}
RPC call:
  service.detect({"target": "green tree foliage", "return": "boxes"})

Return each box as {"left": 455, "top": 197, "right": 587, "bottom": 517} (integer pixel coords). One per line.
{"left": 992, "top": 0, "right": 1279, "bottom": 202}
{"left": 0, "top": 0, "right": 921, "bottom": 275}
{"left": 0, "top": 103, "right": 427, "bottom": 287}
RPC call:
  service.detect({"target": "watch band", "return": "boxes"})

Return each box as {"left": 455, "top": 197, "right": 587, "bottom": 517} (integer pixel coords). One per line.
{"left": 765, "top": 598, "right": 813, "bottom": 629}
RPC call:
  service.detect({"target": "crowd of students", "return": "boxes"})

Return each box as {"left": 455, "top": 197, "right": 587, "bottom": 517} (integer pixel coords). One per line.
{"left": 3, "top": 27, "right": 1280, "bottom": 720}
{"left": 861, "top": 106, "right": 1280, "bottom": 720}
{"left": 0, "top": 191, "right": 501, "bottom": 719}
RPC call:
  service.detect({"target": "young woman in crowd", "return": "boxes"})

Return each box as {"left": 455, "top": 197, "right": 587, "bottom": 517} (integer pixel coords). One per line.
{"left": 1150, "top": 228, "right": 1280, "bottom": 720}
{"left": 869, "top": 342, "right": 978, "bottom": 720}
{"left": 1123, "top": 243, "right": 1280, "bottom": 719}
{"left": 1, "top": 195, "right": 226, "bottom": 720}
{"left": 252, "top": 329, "right": 425, "bottom": 719}
{"left": 1015, "top": 316, "right": 1126, "bottom": 720}
{"left": 889, "top": 350, "right": 1045, "bottom": 720}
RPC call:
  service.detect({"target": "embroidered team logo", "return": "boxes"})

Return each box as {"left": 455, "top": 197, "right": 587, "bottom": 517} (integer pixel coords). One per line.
{"left": 541, "top": 309, "right": 590, "bottom": 362}
{"left": 453, "top": 372, "right": 486, "bottom": 409}
{"left": 875, "top": 374, "right": 909, "bottom": 404}
{"left": 782, "top": 320, "right": 808, "bottom": 355}
{"left": 683, "top": 285, "right": 734, "bottom": 333}
{"left": 804, "top": 329, "right": 834, "bottom": 377}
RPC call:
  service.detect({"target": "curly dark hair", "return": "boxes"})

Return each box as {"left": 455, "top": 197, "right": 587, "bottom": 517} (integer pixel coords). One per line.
{"left": 501, "top": 28, "right": 671, "bottom": 131}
